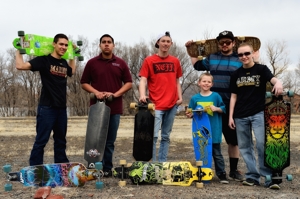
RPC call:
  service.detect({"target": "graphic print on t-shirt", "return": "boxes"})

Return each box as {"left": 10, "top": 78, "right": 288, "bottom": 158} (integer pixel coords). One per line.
{"left": 196, "top": 101, "right": 213, "bottom": 116}
{"left": 236, "top": 75, "right": 260, "bottom": 87}
{"left": 153, "top": 62, "right": 175, "bottom": 74}
{"left": 50, "top": 64, "right": 68, "bottom": 78}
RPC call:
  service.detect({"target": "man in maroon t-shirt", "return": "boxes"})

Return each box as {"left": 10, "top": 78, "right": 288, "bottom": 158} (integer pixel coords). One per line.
{"left": 81, "top": 34, "right": 132, "bottom": 176}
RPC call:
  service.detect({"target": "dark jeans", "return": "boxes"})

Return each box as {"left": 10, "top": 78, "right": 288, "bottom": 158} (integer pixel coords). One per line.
{"left": 213, "top": 143, "right": 226, "bottom": 176}
{"left": 102, "top": 114, "right": 120, "bottom": 171}
{"left": 29, "top": 105, "right": 69, "bottom": 166}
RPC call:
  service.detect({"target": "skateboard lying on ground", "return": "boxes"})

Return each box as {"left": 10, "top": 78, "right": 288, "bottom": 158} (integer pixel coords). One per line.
{"left": 130, "top": 100, "right": 155, "bottom": 161}
{"left": 84, "top": 94, "right": 112, "bottom": 168}
{"left": 112, "top": 160, "right": 213, "bottom": 188}
{"left": 264, "top": 91, "right": 293, "bottom": 185}
{"left": 13, "top": 30, "right": 84, "bottom": 61}
{"left": 186, "top": 36, "right": 260, "bottom": 59}
{"left": 187, "top": 105, "right": 212, "bottom": 168}
{"left": 3, "top": 162, "right": 104, "bottom": 189}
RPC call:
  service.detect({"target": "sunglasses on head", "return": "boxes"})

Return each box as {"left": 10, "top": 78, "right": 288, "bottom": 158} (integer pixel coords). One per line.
{"left": 219, "top": 40, "right": 232, "bottom": 46}
{"left": 237, "top": 52, "right": 252, "bottom": 57}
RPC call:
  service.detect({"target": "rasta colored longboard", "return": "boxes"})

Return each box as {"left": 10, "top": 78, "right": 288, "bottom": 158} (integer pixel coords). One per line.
{"left": 13, "top": 30, "right": 84, "bottom": 61}
{"left": 187, "top": 105, "right": 212, "bottom": 169}
{"left": 130, "top": 101, "right": 155, "bottom": 161}
{"left": 113, "top": 161, "right": 213, "bottom": 187}
{"left": 264, "top": 91, "right": 293, "bottom": 183}
{"left": 186, "top": 36, "right": 260, "bottom": 59}
{"left": 5, "top": 162, "right": 103, "bottom": 188}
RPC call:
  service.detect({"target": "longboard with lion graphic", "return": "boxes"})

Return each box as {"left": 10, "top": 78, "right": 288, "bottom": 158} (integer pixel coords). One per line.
{"left": 264, "top": 91, "right": 293, "bottom": 184}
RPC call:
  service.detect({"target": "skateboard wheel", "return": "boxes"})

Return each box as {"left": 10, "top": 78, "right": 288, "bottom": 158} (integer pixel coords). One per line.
{"left": 287, "top": 91, "right": 294, "bottom": 97}
{"left": 77, "top": 41, "right": 83, "bottom": 46}
{"left": 237, "top": 36, "right": 245, "bottom": 41}
{"left": 148, "top": 103, "right": 155, "bottom": 110}
{"left": 286, "top": 174, "right": 293, "bottom": 181}
{"left": 118, "top": 180, "right": 126, "bottom": 187}
{"left": 107, "top": 95, "right": 113, "bottom": 102}
{"left": 196, "top": 161, "right": 203, "bottom": 167}
{"left": 265, "top": 92, "right": 272, "bottom": 99}
{"left": 130, "top": 103, "right": 137, "bottom": 109}
{"left": 119, "top": 160, "right": 127, "bottom": 165}
{"left": 90, "top": 93, "right": 96, "bottom": 100}
{"left": 4, "top": 183, "right": 12, "bottom": 191}
{"left": 265, "top": 175, "right": 271, "bottom": 182}
{"left": 78, "top": 56, "right": 84, "bottom": 61}
{"left": 18, "top": 31, "right": 25, "bottom": 37}
{"left": 196, "top": 182, "right": 203, "bottom": 188}
{"left": 95, "top": 162, "right": 103, "bottom": 170}
{"left": 96, "top": 181, "right": 104, "bottom": 189}
{"left": 3, "top": 164, "right": 11, "bottom": 173}
{"left": 19, "top": 49, "right": 26, "bottom": 54}
{"left": 197, "top": 56, "right": 203, "bottom": 60}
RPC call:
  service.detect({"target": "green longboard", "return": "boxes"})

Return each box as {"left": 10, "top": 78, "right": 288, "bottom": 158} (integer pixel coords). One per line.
{"left": 12, "top": 31, "right": 83, "bottom": 61}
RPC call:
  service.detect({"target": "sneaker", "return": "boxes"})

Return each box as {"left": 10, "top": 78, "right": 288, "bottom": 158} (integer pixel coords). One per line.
{"left": 103, "top": 170, "right": 112, "bottom": 178}
{"left": 218, "top": 173, "right": 229, "bottom": 184}
{"left": 229, "top": 170, "right": 245, "bottom": 182}
{"left": 242, "top": 178, "right": 260, "bottom": 186}
{"left": 268, "top": 183, "right": 280, "bottom": 190}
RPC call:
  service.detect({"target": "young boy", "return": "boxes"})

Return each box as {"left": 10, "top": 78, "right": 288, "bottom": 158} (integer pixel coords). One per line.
{"left": 186, "top": 72, "right": 228, "bottom": 184}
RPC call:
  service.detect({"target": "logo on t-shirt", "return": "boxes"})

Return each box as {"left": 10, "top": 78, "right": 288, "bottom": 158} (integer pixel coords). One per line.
{"left": 236, "top": 75, "right": 260, "bottom": 87}
{"left": 50, "top": 65, "right": 68, "bottom": 78}
{"left": 153, "top": 62, "right": 175, "bottom": 74}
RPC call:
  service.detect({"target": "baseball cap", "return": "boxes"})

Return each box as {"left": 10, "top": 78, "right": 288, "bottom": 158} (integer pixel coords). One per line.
{"left": 155, "top": 31, "right": 171, "bottom": 48}
{"left": 216, "top": 30, "right": 234, "bottom": 41}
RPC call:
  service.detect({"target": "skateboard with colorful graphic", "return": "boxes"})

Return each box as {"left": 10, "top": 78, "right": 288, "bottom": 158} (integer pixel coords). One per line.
{"left": 113, "top": 161, "right": 213, "bottom": 188}
{"left": 84, "top": 94, "right": 112, "bottom": 168}
{"left": 264, "top": 91, "right": 293, "bottom": 184}
{"left": 13, "top": 31, "right": 84, "bottom": 61}
{"left": 130, "top": 100, "right": 155, "bottom": 161}
{"left": 187, "top": 105, "right": 212, "bottom": 168}
{"left": 186, "top": 36, "right": 260, "bottom": 60}
{"left": 3, "top": 162, "right": 104, "bottom": 189}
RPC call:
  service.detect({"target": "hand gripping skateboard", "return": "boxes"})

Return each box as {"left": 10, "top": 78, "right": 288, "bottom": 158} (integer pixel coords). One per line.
{"left": 13, "top": 30, "right": 84, "bottom": 61}
{"left": 264, "top": 91, "right": 293, "bottom": 184}
{"left": 187, "top": 105, "right": 212, "bottom": 169}
{"left": 3, "top": 162, "right": 104, "bottom": 190}
{"left": 84, "top": 93, "right": 112, "bottom": 169}
{"left": 186, "top": 36, "right": 260, "bottom": 60}
{"left": 113, "top": 160, "right": 213, "bottom": 188}
{"left": 130, "top": 100, "right": 155, "bottom": 161}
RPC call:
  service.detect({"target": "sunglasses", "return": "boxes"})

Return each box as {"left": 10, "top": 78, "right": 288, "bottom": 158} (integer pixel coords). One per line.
{"left": 237, "top": 52, "right": 252, "bottom": 57}
{"left": 219, "top": 40, "right": 232, "bottom": 46}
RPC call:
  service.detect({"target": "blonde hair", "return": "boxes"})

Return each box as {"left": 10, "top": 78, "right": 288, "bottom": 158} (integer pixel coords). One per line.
{"left": 198, "top": 72, "right": 213, "bottom": 82}
{"left": 238, "top": 42, "right": 254, "bottom": 51}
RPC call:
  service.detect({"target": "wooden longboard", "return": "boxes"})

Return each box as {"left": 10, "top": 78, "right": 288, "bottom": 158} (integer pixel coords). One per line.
{"left": 186, "top": 36, "right": 260, "bottom": 59}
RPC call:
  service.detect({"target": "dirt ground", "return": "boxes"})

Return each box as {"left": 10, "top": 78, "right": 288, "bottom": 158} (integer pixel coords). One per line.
{"left": 0, "top": 116, "right": 300, "bottom": 199}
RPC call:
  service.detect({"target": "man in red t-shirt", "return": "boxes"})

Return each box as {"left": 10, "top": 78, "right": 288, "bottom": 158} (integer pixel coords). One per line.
{"left": 139, "top": 31, "right": 183, "bottom": 162}
{"left": 81, "top": 34, "right": 132, "bottom": 176}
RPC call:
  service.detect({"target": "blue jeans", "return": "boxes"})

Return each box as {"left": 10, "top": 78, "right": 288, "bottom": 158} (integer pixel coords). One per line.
{"left": 102, "top": 114, "right": 120, "bottom": 171}
{"left": 153, "top": 105, "right": 177, "bottom": 162}
{"left": 29, "top": 105, "right": 69, "bottom": 166}
{"left": 235, "top": 111, "right": 272, "bottom": 183}
{"left": 213, "top": 143, "right": 226, "bottom": 176}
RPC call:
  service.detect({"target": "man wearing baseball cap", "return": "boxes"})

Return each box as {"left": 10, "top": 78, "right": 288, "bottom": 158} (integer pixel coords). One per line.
{"left": 185, "top": 30, "right": 244, "bottom": 184}
{"left": 139, "top": 31, "right": 183, "bottom": 162}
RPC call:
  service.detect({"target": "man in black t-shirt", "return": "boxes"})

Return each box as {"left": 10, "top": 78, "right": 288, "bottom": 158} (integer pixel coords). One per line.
{"left": 15, "top": 33, "right": 76, "bottom": 166}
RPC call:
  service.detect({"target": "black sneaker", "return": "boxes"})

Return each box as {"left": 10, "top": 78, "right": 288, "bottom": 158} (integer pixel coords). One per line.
{"left": 218, "top": 173, "right": 229, "bottom": 184}
{"left": 229, "top": 170, "right": 245, "bottom": 182}
{"left": 103, "top": 170, "right": 112, "bottom": 178}
{"left": 242, "top": 178, "right": 260, "bottom": 186}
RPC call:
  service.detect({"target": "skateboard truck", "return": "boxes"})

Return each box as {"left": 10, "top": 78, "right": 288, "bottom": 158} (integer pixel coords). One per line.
{"left": 3, "top": 164, "right": 12, "bottom": 191}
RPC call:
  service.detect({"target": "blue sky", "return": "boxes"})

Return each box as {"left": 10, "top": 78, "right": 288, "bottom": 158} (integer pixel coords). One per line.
{"left": 1, "top": 0, "right": 299, "bottom": 68}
